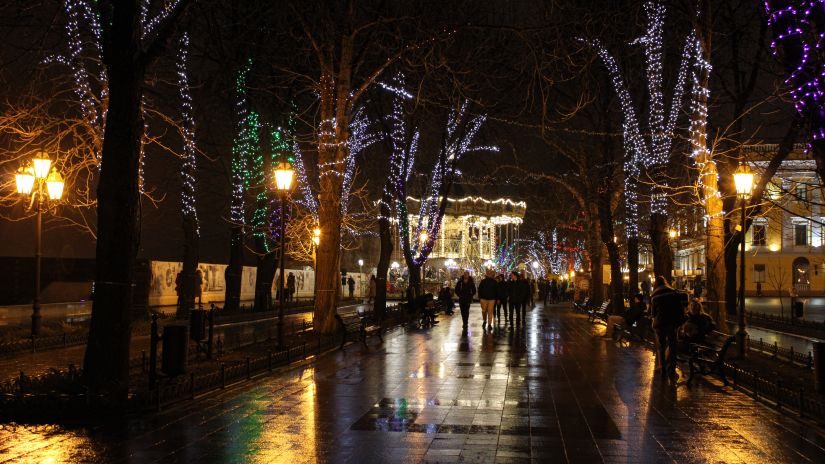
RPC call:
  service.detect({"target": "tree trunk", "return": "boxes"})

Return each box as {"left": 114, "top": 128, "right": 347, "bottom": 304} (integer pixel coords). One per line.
{"left": 704, "top": 183, "right": 726, "bottom": 327}
{"left": 253, "top": 252, "right": 276, "bottom": 312}
{"left": 628, "top": 235, "right": 639, "bottom": 292}
{"left": 649, "top": 213, "right": 673, "bottom": 282}
{"left": 724, "top": 226, "right": 738, "bottom": 320}
{"left": 224, "top": 226, "right": 244, "bottom": 311}
{"left": 590, "top": 246, "right": 604, "bottom": 306}
{"left": 374, "top": 191, "right": 393, "bottom": 320}
{"left": 177, "top": 217, "right": 199, "bottom": 318}
{"left": 83, "top": 0, "right": 145, "bottom": 400}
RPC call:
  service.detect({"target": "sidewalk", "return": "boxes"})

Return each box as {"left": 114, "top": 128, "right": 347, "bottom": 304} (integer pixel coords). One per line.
{"left": 2, "top": 303, "right": 824, "bottom": 463}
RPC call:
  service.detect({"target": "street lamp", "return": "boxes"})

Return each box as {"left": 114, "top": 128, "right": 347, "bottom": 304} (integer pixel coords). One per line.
{"left": 733, "top": 164, "right": 755, "bottom": 358}
{"left": 273, "top": 160, "right": 294, "bottom": 349}
{"left": 14, "top": 150, "right": 64, "bottom": 337}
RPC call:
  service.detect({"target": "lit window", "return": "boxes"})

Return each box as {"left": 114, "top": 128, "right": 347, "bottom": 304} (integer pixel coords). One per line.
{"left": 752, "top": 224, "right": 767, "bottom": 246}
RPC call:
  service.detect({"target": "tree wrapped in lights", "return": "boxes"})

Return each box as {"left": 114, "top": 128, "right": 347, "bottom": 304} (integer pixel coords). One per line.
{"left": 81, "top": 0, "right": 192, "bottom": 399}
{"left": 383, "top": 74, "right": 497, "bottom": 297}
{"left": 765, "top": 0, "right": 825, "bottom": 179}
{"left": 175, "top": 32, "right": 201, "bottom": 317}
{"left": 224, "top": 60, "right": 256, "bottom": 312}
{"left": 584, "top": 1, "right": 698, "bottom": 283}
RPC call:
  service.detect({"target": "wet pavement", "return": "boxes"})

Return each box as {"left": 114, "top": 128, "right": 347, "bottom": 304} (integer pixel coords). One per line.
{"left": 2, "top": 303, "right": 825, "bottom": 463}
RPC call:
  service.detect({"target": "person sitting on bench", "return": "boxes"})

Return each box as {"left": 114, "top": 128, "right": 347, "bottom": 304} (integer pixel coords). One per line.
{"left": 679, "top": 298, "right": 715, "bottom": 349}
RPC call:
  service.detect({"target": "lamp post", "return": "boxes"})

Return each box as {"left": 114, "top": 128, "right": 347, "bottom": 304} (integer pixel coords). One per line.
{"left": 15, "top": 150, "right": 64, "bottom": 337}
{"left": 274, "top": 160, "right": 294, "bottom": 349}
{"left": 733, "top": 164, "right": 755, "bottom": 358}
{"left": 358, "top": 259, "right": 364, "bottom": 297}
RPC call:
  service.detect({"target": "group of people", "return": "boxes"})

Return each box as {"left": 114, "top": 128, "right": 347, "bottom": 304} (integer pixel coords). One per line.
{"left": 439, "top": 270, "right": 534, "bottom": 332}
{"left": 610, "top": 276, "right": 715, "bottom": 382}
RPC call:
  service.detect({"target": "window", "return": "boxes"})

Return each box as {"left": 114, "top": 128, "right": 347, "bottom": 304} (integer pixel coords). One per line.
{"left": 753, "top": 264, "right": 766, "bottom": 283}
{"left": 797, "top": 182, "right": 809, "bottom": 201}
{"left": 795, "top": 223, "right": 809, "bottom": 246}
{"left": 752, "top": 224, "right": 767, "bottom": 246}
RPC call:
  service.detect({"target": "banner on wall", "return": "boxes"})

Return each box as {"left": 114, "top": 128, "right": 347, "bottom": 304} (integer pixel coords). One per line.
{"left": 147, "top": 261, "right": 368, "bottom": 307}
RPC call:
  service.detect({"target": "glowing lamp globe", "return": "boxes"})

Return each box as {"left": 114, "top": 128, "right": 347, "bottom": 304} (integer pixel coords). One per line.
{"left": 313, "top": 227, "right": 321, "bottom": 245}
{"left": 391, "top": 261, "right": 400, "bottom": 269}
{"left": 733, "top": 164, "right": 754, "bottom": 198}
{"left": 358, "top": 259, "right": 364, "bottom": 267}
{"left": 274, "top": 161, "right": 294, "bottom": 191}
{"left": 45, "top": 169, "right": 65, "bottom": 200}
{"left": 15, "top": 166, "right": 35, "bottom": 195}
{"left": 32, "top": 151, "right": 52, "bottom": 179}
{"left": 531, "top": 261, "right": 539, "bottom": 269}
{"left": 419, "top": 231, "right": 428, "bottom": 244}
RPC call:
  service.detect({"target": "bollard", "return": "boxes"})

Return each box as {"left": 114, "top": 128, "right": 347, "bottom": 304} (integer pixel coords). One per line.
{"left": 813, "top": 342, "right": 825, "bottom": 393}
{"left": 190, "top": 373, "right": 195, "bottom": 400}
{"left": 789, "top": 346, "right": 795, "bottom": 365}
{"left": 221, "top": 364, "right": 226, "bottom": 389}
{"left": 773, "top": 341, "right": 778, "bottom": 359}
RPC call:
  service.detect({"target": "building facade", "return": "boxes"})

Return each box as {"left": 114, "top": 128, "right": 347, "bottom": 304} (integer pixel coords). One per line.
{"left": 672, "top": 144, "right": 824, "bottom": 296}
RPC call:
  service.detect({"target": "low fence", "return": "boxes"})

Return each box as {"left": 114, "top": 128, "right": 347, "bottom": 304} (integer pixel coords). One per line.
{"left": 725, "top": 364, "right": 825, "bottom": 422}
{"left": 748, "top": 337, "right": 813, "bottom": 369}
{"left": 0, "top": 302, "right": 411, "bottom": 420}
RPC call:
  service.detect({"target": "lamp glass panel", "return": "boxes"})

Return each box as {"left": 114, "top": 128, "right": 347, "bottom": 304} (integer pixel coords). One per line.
{"left": 46, "top": 170, "right": 64, "bottom": 200}
{"left": 15, "top": 168, "right": 34, "bottom": 194}
{"left": 733, "top": 171, "right": 754, "bottom": 196}
{"left": 32, "top": 154, "right": 51, "bottom": 179}
{"left": 274, "top": 163, "right": 294, "bottom": 190}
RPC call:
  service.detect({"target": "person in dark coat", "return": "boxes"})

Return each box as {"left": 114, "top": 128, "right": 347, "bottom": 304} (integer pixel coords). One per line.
{"left": 495, "top": 274, "right": 509, "bottom": 324}
{"left": 438, "top": 282, "right": 454, "bottom": 315}
{"left": 454, "top": 271, "right": 476, "bottom": 330}
{"left": 347, "top": 276, "right": 355, "bottom": 298}
{"left": 478, "top": 270, "right": 498, "bottom": 330}
{"left": 549, "top": 279, "right": 558, "bottom": 304}
{"left": 650, "top": 276, "right": 686, "bottom": 381}
{"left": 508, "top": 271, "right": 529, "bottom": 327}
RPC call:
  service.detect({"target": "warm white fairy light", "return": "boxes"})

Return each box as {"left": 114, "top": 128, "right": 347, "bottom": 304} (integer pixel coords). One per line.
{"left": 177, "top": 32, "right": 199, "bottom": 234}
{"left": 382, "top": 73, "right": 496, "bottom": 267}
{"left": 229, "top": 61, "right": 253, "bottom": 237}
{"left": 584, "top": 1, "right": 697, "bottom": 225}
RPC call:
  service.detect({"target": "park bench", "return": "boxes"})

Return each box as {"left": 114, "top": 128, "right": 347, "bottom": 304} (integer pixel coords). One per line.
{"left": 336, "top": 310, "right": 383, "bottom": 349}
{"left": 683, "top": 330, "right": 736, "bottom": 386}
{"left": 612, "top": 316, "right": 652, "bottom": 343}
{"left": 587, "top": 302, "right": 610, "bottom": 324}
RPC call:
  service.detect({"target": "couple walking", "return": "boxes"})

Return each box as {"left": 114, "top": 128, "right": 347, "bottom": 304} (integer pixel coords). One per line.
{"left": 454, "top": 269, "right": 531, "bottom": 332}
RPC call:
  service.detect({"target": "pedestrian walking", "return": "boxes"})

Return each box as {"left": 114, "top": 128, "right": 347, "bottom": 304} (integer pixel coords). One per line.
{"left": 287, "top": 272, "right": 296, "bottom": 303}
{"left": 368, "top": 275, "right": 376, "bottom": 303}
{"left": 650, "top": 276, "right": 687, "bottom": 381}
{"left": 455, "top": 271, "right": 476, "bottom": 330}
{"left": 347, "top": 276, "right": 355, "bottom": 299}
{"left": 495, "top": 274, "right": 509, "bottom": 324}
{"left": 478, "top": 269, "right": 498, "bottom": 331}
{"left": 519, "top": 274, "right": 531, "bottom": 320}
{"left": 549, "top": 279, "right": 558, "bottom": 304}
{"left": 507, "top": 272, "right": 529, "bottom": 327}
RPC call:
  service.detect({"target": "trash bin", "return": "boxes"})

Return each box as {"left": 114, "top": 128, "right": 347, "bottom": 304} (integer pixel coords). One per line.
{"left": 162, "top": 324, "right": 188, "bottom": 376}
{"left": 190, "top": 309, "right": 207, "bottom": 341}
{"left": 814, "top": 342, "right": 825, "bottom": 393}
{"left": 794, "top": 301, "right": 804, "bottom": 318}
